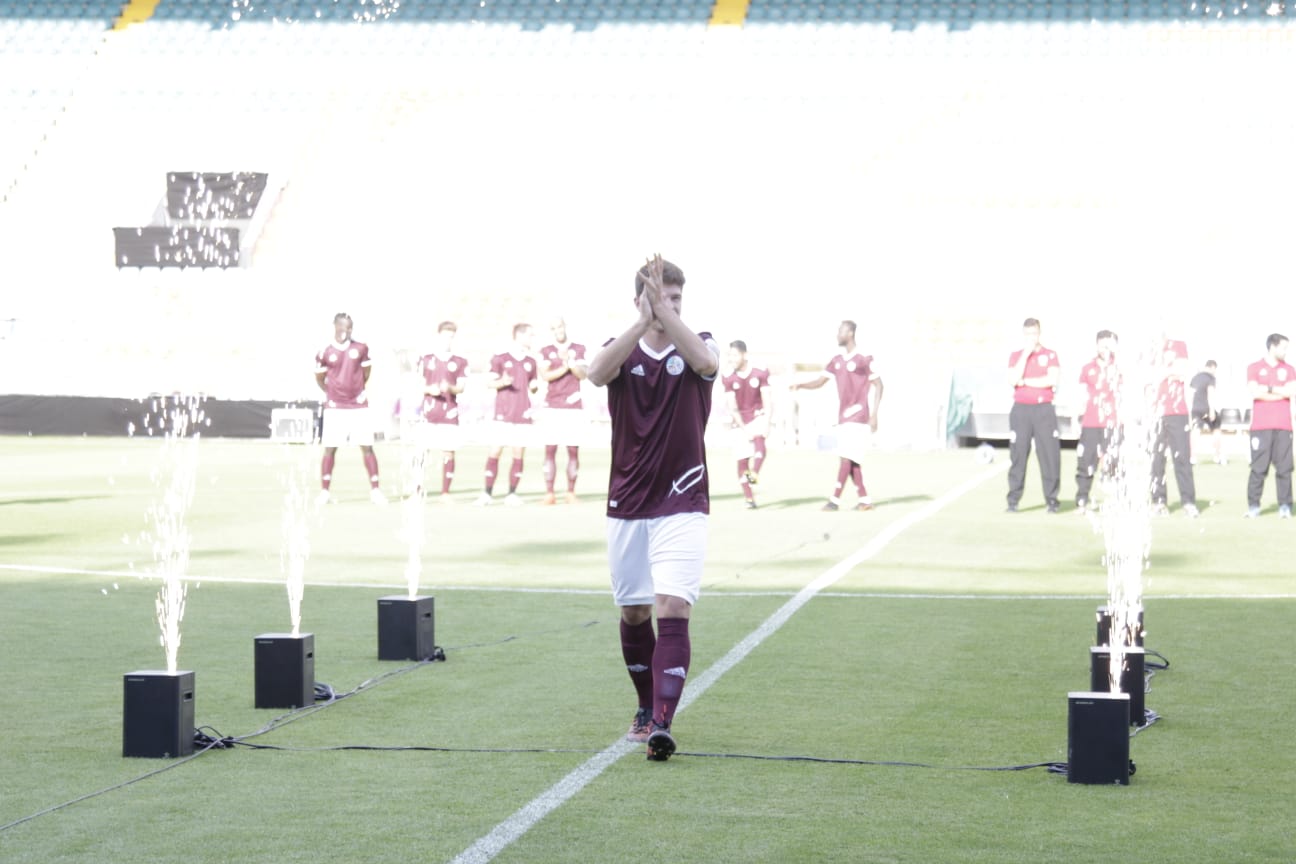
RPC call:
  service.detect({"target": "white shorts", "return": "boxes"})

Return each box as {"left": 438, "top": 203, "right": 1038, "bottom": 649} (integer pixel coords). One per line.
{"left": 321, "top": 407, "right": 375, "bottom": 447}
{"left": 482, "top": 419, "right": 536, "bottom": 449}
{"left": 417, "top": 421, "right": 463, "bottom": 452}
{"left": 731, "top": 415, "right": 770, "bottom": 460}
{"left": 835, "top": 421, "right": 872, "bottom": 464}
{"left": 606, "top": 513, "right": 707, "bottom": 607}
{"left": 536, "top": 406, "right": 589, "bottom": 447}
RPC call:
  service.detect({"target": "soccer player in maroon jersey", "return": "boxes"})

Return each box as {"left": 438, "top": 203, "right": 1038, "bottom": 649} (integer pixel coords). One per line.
{"left": 418, "top": 321, "right": 469, "bottom": 501}
{"left": 477, "top": 323, "right": 538, "bottom": 507}
{"left": 722, "top": 340, "right": 771, "bottom": 509}
{"left": 1150, "top": 335, "right": 1198, "bottom": 517}
{"left": 314, "top": 313, "right": 385, "bottom": 505}
{"left": 1004, "top": 317, "right": 1060, "bottom": 513}
{"left": 1074, "top": 330, "right": 1120, "bottom": 513}
{"left": 538, "top": 317, "right": 588, "bottom": 505}
{"left": 587, "top": 254, "right": 719, "bottom": 762}
{"left": 791, "top": 320, "right": 883, "bottom": 511}
{"left": 1244, "top": 333, "right": 1294, "bottom": 518}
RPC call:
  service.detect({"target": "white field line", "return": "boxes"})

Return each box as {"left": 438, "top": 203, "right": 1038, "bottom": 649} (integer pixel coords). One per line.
{"left": 1, "top": 562, "right": 1291, "bottom": 603}
{"left": 445, "top": 463, "right": 1007, "bottom": 864}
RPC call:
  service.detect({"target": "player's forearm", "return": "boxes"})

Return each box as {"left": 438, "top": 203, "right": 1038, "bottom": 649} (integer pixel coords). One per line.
{"left": 655, "top": 310, "right": 716, "bottom": 377}
{"left": 587, "top": 321, "right": 651, "bottom": 386}
{"left": 794, "top": 376, "right": 828, "bottom": 391}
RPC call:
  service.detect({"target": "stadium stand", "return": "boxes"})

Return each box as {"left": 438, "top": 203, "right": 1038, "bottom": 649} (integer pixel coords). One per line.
{"left": 0, "top": 0, "right": 1291, "bottom": 441}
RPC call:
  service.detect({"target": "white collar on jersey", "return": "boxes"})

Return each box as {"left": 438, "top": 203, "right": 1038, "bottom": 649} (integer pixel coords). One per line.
{"left": 638, "top": 339, "right": 675, "bottom": 361}
{"left": 331, "top": 339, "right": 352, "bottom": 351}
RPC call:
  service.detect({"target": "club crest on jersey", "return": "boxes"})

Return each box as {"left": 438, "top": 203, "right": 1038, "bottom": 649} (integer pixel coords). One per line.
{"left": 846, "top": 361, "right": 856, "bottom": 372}
{"left": 1279, "top": 368, "right": 1289, "bottom": 382}
{"left": 750, "top": 378, "right": 760, "bottom": 388}
{"left": 348, "top": 348, "right": 360, "bottom": 360}
{"left": 666, "top": 356, "right": 685, "bottom": 376}
{"left": 448, "top": 361, "right": 458, "bottom": 372}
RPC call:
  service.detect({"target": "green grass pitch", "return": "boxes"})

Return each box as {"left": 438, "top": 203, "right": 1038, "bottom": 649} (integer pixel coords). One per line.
{"left": 0, "top": 435, "right": 1292, "bottom": 863}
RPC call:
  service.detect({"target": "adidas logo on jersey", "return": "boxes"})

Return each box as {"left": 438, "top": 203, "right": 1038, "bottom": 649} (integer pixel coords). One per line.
{"left": 630, "top": 364, "right": 646, "bottom": 376}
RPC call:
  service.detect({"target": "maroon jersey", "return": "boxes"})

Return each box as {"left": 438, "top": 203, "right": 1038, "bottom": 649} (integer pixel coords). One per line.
{"left": 419, "top": 352, "right": 469, "bottom": 424}
{"left": 1008, "top": 345, "right": 1058, "bottom": 405}
{"left": 826, "top": 352, "right": 878, "bottom": 424}
{"left": 1155, "top": 339, "right": 1189, "bottom": 416}
{"left": 315, "top": 340, "right": 371, "bottom": 409}
{"left": 491, "top": 351, "right": 537, "bottom": 424}
{"left": 605, "top": 334, "right": 718, "bottom": 519}
{"left": 722, "top": 367, "right": 770, "bottom": 424}
{"left": 1079, "top": 358, "right": 1120, "bottom": 429}
{"left": 541, "top": 341, "right": 586, "bottom": 409}
{"left": 1248, "top": 358, "right": 1295, "bottom": 431}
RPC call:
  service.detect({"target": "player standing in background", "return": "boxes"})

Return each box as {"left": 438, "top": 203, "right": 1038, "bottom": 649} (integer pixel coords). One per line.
{"left": 722, "top": 340, "right": 771, "bottom": 510}
{"left": 1074, "top": 330, "right": 1120, "bottom": 513}
{"left": 418, "top": 321, "right": 469, "bottom": 501}
{"left": 790, "top": 320, "right": 883, "bottom": 512}
{"left": 587, "top": 254, "right": 719, "bottom": 762}
{"left": 1189, "top": 359, "right": 1224, "bottom": 466}
{"left": 538, "top": 317, "right": 588, "bottom": 505}
{"left": 1150, "top": 335, "right": 1198, "bottom": 517}
{"left": 1244, "top": 333, "right": 1294, "bottom": 519}
{"left": 315, "top": 313, "right": 386, "bottom": 505}
{"left": 1004, "top": 317, "right": 1060, "bottom": 514}
{"left": 477, "top": 323, "right": 538, "bottom": 507}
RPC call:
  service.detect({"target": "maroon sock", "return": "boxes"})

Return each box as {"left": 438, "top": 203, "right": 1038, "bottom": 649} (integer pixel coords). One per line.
{"left": 565, "top": 447, "right": 579, "bottom": 492}
{"left": 737, "top": 458, "right": 752, "bottom": 499}
{"left": 620, "top": 618, "right": 656, "bottom": 711}
{"left": 320, "top": 452, "right": 335, "bottom": 490}
{"left": 833, "top": 458, "right": 852, "bottom": 499}
{"left": 851, "top": 462, "right": 868, "bottom": 498}
{"left": 441, "top": 455, "right": 455, "bottom": 495}
{"left": 653, "top": 617, "right": 691, "bottom": 727}
{"left": 484, "top": 456, "right": 499, "bottom": 494}
{"left": 543, "top": 445, "right": 558, "bottom": 493}
{"left": 752, "top": 436, "right": 767, "bottom": 474}
{"left": 363, "top": 450, "right": 380, "bottom": 488}
{"left": 509, "top": 457, "right": 524, "bottom": 494}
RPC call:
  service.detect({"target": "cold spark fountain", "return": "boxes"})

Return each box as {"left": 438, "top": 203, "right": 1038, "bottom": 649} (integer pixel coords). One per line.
{"left": 253, "top": 435, "right": 317, "bottom": 710}
{"left": 145, "top": 394, "right": 205, "bottom": 673}
{"left": 377, "top": 354, "right": 436, "bottom": 661}
{"left": 123, "top": 394, "right": 205, "bottom": 758}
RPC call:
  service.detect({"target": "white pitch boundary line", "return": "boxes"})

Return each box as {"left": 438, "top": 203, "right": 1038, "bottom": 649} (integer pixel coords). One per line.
{"left": 446, "top": 462, "right": 1007, "bottom": 864}
{"left": 3, "top": 563, "right": 1292, "bottom": 602}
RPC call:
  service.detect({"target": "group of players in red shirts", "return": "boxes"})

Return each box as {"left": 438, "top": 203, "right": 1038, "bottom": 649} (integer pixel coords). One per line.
{"left": 314, "top": 314, "right": 590, "bottom": 508}
{"left": 1008, "top": 319, "right": 1294, "bottom": 518}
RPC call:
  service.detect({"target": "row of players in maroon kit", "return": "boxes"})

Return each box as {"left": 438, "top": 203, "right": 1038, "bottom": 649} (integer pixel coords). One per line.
{"left": 315, "top": 313, "right": 887, "bottom": 512}
{"left": 313, "top": 314, "right": 587, "bottom": 506}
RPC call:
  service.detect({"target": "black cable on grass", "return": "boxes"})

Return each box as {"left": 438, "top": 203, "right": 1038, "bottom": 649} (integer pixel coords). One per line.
{"left": 0, "top": 617, "right": 604, "bottom": 835}
{"left": 0, "top": 739, "right": 227, "bottom": 834}
{"left": 205, "top": 738, "right": 1074, "bottom": 775}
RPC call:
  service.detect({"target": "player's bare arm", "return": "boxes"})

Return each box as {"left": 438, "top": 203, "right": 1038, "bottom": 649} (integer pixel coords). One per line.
{"left": 568, "top": 351, "right": 589, "bottom": 381}
{"left": 725, "top": 390, "right": 741, "bottom": 427}
{"left": 792, "top": 373, "right": 829, "bottom": 391}
{"left": 638, "top": 255, "right": 718, "bottom": 377}
{"left": 489, "top": 373, "right": 514, "bottom": 391}
{"left": 587, "top": 276, "right": 656, "bottom": 387}
{"left": 315, "top": 371, "right": 327, "bottom": 393}
{"left": 869, "top": 377, "right": 885, "bottom": 431}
